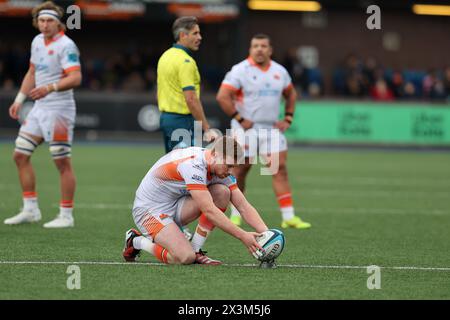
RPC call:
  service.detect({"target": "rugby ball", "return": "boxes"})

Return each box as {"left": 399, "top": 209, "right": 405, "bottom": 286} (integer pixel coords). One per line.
{"left": 252, "top": 229, "right": 285, "bottom": 261}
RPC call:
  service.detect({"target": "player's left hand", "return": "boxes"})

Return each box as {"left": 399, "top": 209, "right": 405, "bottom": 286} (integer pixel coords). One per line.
{"left": 240, "top": 231, "right": 264, "bottom": 255}
{"left": 274, "top": 120, "right": 290, "bottom": 132}
{"left": 29, "top": 86, "right": 50, "bottom": 100}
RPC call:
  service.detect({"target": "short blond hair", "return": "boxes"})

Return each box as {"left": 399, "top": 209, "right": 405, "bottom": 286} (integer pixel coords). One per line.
{"left": 210, "top": 136, "right": 244, "bottom": 165}
{"left": 32, "top": 1, "right": 65, "bottom": 31}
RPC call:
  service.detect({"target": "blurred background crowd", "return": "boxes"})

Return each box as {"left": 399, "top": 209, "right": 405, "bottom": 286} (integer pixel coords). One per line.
{"left": 2, "top": 42, "right": 449, "bottom": 102}
{"left": 1, "top": 0, "right": 449, "bottom": 143}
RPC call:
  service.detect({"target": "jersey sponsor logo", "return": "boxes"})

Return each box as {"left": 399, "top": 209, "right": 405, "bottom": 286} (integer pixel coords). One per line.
{"left": 191, "top": 174, "right": 204, "bottom": 183}
{"left": 258, "top": 89, "right": 280, "bottom": 97}
{"left": 192, "top": 164, "right": 204, "bottom": 171}
{"left": 67, "top": 53, "right": 79, "bottom": 63}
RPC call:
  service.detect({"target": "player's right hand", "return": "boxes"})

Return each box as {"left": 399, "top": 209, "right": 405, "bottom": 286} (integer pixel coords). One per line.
{"left": 9, "top": 102, "right": 22, "bottom": 120}
{"left": 240, "top": 231, "right": 263, "bottom": 255}
{"left": 241, "top": 119, "right": 254, "bottom": 130}
{"left": 29, "top": 86, "right": 50, "bottom": 100}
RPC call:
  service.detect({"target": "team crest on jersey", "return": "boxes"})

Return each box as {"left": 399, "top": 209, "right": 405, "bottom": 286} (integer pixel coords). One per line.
{"left": 35, "top": 64, "right": 48, "bottom": 71}
{"left": 185, "top": 59, "right": 190, "bottom": 63}
{"left": 159, "top": 214, "right": 169, "bottom": 220}
{"left": 274, "top": 73, "right": 280, "bottom": 80}
{"left": 67, "top": 53, "right": 79, "bottom": 63}
{"left": 48, "top": 50, "right": 54, "bottom": 55}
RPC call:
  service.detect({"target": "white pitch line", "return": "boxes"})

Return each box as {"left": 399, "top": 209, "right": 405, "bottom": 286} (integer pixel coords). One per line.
{"left": 48, "top": 203, "right": 448, "bottom": 216}
{"left": 0, "top": 261, "right": 449, "bottom": 271}
{"left": 295, "top": 176, "right": 450, "bottom": 187}
{"left": 0, "top": 201, "right": 447, "bottom": 216}
{"left": 0, "top": 199, "right": 448, "bottom": 216}
{"left": 248, "top": 189, "right": 450, "bottom": 199}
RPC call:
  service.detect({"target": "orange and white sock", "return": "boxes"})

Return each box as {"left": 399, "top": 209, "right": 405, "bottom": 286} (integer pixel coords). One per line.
{"left": 60, "top": 200, "right": 74, "bottom": 218}
{"left": 153, "top": 244, "right": 169, "bottom": 264}
{"left": 133, "top": 236, "right": 170, "bottom": 264}
{"left": 277, "top": 192, "right": 295, "bottom": 221}
{"left": 191, "top": 208, "right": 226, "bottom": 252}
{"left": 23, "top": 191, "right": 38, "bottom": 211}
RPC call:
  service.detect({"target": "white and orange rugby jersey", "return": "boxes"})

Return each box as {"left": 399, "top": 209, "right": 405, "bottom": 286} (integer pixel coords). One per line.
{"left": 133, "top": 147, "right": 238, "bottom": 215}
{"left": 30, "top": 31, "right": 81, "bottom": 108}
{"left": 221, "top": 57, "right": 293, "bottom": 124}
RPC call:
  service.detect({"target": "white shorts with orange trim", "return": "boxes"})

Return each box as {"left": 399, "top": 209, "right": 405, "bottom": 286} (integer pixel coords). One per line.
{"left": 132, "top": 196, "right": 187, "bottom": 241}
{"left": 231, "top": 119, "right": 287, "bottom": 158}
{"left": 20, "top": 105, "right": 75, "bottom": 143}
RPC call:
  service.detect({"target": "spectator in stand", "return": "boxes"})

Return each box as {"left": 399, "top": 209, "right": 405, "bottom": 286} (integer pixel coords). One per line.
{"left": 370, "top": 79, "right": 394, "bottom": 101}
{"left": 402, "top": 81, "right": 417, "bottom": 99}
{"left": 122, "top": 71, "right": 146, "bottom": 92}
{"left": 423, "top": 69, "right": 447, "bottom": 100}
{"left": 423, "top": 69, "right": 437, "bottom": 98}
{"left": 284, "top": 47, "right": 308, "bottom": 95}
{"left": 390, "top": 70, "right": 404, "bottom": 98}
{"left": 432, "top": 78, "right": 446, "bottom": 100}
{"left": 363, "top": 57, "right": 378, "bottom": 87}
{"left": 444, "top": 67, "right": 450, "bottom": 100}
{"left": 144, "top": 67, "right": 157, "bottom": 91}
{"left": 0, "top": 60, "right": 6, "bottom": 87}
{"left": 343, "top": 54, "right": 366, "bottom": 97}
{"left": 83, "top": 60, "right": 102, "bottom": 91}
{"left": 102, "top": 57, "right": 120, "bottom": 91}
{"left": 2, "top": 78, "right": 15, "bottom": 91}
{"left": 2, "top": 42, "right": 450, "bottom": 100}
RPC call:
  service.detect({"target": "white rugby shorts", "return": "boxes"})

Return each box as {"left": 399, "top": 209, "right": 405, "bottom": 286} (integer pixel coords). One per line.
{"left": 20, "top": 105, "right": 75, "bottom": 143}
{"left": 230, "top": 119, "right": 288, "bottom": 158}
{"left": 132, "top": 196, "right": 187, "bottom": 241}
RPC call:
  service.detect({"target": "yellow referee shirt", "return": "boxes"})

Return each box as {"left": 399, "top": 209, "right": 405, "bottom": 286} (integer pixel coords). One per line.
{"left": 157, "top": 44, "right": 201, "bottom": 115}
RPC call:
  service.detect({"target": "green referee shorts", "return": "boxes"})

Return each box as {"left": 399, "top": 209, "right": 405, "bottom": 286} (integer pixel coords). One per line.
{"left": 159, "top": 112, "right": 195, "bottom": 153}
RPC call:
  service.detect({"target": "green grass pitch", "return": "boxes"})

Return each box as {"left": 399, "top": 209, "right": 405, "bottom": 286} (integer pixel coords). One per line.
{"left": 0, "top": 142, "right": 449, "bottom": 299}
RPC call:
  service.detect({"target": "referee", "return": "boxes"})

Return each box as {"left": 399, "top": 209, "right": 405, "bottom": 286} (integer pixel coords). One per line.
{"left": 157, "top": 16, "right": 216, "bottom": 153}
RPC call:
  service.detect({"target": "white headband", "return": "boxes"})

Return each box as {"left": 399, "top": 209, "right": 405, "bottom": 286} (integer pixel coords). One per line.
{"left": 38, "top": 9, "right": 61, "bottom": 22}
